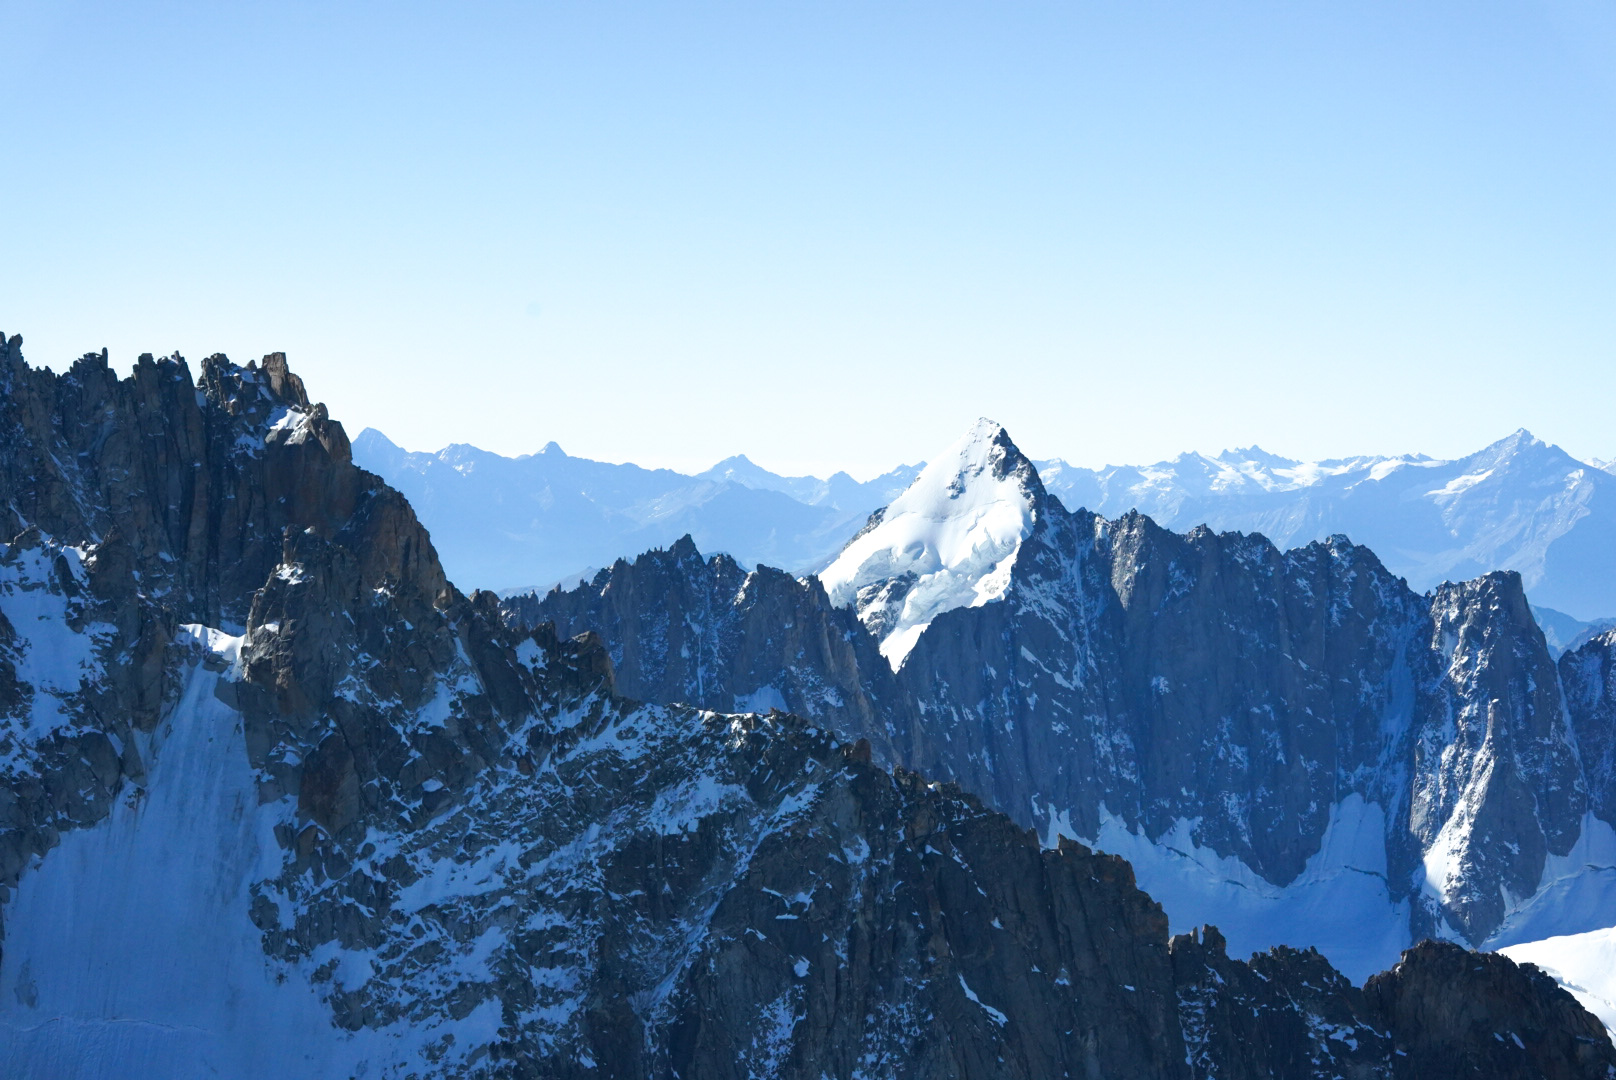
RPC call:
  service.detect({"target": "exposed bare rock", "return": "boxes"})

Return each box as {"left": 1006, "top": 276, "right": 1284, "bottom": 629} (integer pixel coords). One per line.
{"left": 1366, "top": 940, "right": 1616, "bottom": 1080}
{"left": 1563, "top": 628, "right": 1616, "bottom": 830}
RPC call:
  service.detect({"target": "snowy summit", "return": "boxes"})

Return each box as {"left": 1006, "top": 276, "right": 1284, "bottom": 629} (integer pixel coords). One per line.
{"left": 818, "top": 418, "right": 1042, "bottom": 668}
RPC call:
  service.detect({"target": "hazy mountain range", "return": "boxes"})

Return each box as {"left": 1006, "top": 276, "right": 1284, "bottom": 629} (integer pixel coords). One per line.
{"left": 359, "top": 427, "right": 1616, "bottom": 622}
{"left": 352, "top": 429, "right": 919, "bottom": 595}
{"left": 1039, "top": 430, "right": 1616, "bottom": 621}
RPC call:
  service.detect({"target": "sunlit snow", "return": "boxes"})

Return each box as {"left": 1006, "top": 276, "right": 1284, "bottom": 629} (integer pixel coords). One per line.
{"left": 1500, "top": 925, "right": 1616, "bottom": 1035}
{"left": 818, "top": 418, "right": 1037, "bottom": 668}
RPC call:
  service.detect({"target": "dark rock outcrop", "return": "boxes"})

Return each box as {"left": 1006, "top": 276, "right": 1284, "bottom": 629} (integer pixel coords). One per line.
{"left": 1563, "top": 628, "right": 1616, "bottom": 831}
{"left": 504, "top": 536, "right": 900, "bottom": 736}
{"left": 1367, "top": 940, "right": 1616, "bottom": 1080}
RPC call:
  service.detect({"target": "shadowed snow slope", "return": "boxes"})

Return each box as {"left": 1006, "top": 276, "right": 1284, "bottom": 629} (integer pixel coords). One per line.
{"left": 0, "top": 629, "right": 387, "bottom": 1079}
{"left": 818, "top": 419, "right": 1042, "bottom": 667}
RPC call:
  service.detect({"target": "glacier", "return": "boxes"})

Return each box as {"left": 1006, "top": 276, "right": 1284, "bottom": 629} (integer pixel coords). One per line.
{"left": 1, "top": 628, "right": 366, "bottom": 1080}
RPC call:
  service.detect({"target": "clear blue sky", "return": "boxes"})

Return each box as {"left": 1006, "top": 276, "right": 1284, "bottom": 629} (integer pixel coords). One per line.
{"left": 3, "top": 1, "right": 1614, "bottom": 476}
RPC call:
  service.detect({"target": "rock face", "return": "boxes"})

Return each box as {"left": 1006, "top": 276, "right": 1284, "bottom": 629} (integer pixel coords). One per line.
{"left": 0, "top": 338, "right": 409, "bottom": 923}
{"left": 502, "top": 537, "right": 902, "bottom": 737}
{"left": 1366, "top": 941, "right": 1616, "bottom": 1080}
{"left": 1563, "top": 629, "right": 1616, "bottom": 830}
{"left": 510, "top": 422, "right": 1613, "bottom": 968}
{"left": 3, "top": 335, "right": 1614, "bottom": 1078}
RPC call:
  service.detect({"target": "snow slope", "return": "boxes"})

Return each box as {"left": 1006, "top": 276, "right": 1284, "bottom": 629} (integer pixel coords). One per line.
{"left": 0, "top": 541, "right": 110, "bottom": 750}
{"left": 0, "top": 627, "right": 362, "bottom": 1079}
{"left": 817, "top": 419, "right": 1039, "bottom": 667}
{"left": 1501, "top": 927, "right": 1616, "bottom": 1034}
{"left": 1046, "top": 796, "right": 1411, "bottom": 984}
{"left": 1483, "top": 813, "right": 1616, "bottom": 952}
{"left": 1055, "top": 800, "right": 1615, "bottom": 987}
{"left": 0, "top": 626, "right": 507, "bottom": 1079}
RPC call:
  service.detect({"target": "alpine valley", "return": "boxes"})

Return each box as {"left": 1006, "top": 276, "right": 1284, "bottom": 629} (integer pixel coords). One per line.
{"left": 3, "top": 333, "right": 1615, "bottom": 1080}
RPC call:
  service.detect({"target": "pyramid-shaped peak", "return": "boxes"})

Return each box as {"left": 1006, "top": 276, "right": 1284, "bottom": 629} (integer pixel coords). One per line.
{"left": 1477, "top": 428, "right": 1549, "bottom": 455}
{"left": 1463, "top": 428, "right": 1576, "bottom": 472}
{"left": 964, "top": 416, "right": 1007, "bottom": 440}
{"left": 668, "top": 534, "right": 702, "bottom": 561}
{"left": 702, "top": 453, "right": 767, "bottom": 479}
{"left": 353, "top": 427, "right": 401, "bottom": 453}
{"left": 957, "top": 417, "right": 1026, "bottom": 456}
{"left": 930, "top": 418, "right": 1042, "bottom": 498}
{"left": 818, "top": 418, "right": 1042, "bottom": 669}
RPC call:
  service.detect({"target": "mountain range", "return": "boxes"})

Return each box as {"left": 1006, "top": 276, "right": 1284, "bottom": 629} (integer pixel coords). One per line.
{"left": 3, "top": 336, "right": 1615, "bottom": 1078}
{"left": 510, "top": 419, "right": 1616, "bottom": 999}
{"left": 361, "top": 427, "right": 1616, "bottom": 623}
{"left": 352, "top": 429, "right": 919, "bottom": 595}
{"left": 1038, "top": 432, "right": 1616, "bottom": 621}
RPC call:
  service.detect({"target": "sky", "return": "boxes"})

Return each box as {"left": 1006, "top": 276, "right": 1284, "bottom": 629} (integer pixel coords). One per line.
{"left": 3, "top": 1, "right": 1614, "bottom": 478}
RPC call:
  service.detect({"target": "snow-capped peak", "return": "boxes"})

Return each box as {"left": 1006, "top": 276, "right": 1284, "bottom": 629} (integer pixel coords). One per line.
{"left": 817, "top": 418, "right": 1041, "bottom": 668}
{"left": 1213, "top": 445, "right": 1300, "bottom": 470}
